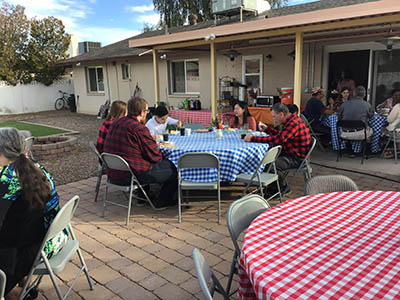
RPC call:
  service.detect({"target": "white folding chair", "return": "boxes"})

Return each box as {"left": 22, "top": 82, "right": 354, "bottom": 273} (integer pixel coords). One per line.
{"left": 18, "top": 196, "right": 94, "bottom": 300}
{"left": 235, "top": 145, "right": 282, "bottom": 203}
{"left": 25, "top": 136, "right": 35, "bottom": 160}
{"left": 101, "top": 153, "right": 161, "bottom": 226}
{"left": 381, "top": 122, "right": 400, "bottom": 164}
{"left": 88, "top": 141, "right": 106, "bottom": 202}
{"left": 192, "top": 248, "right": 229, "bottom": 300}
{"left": 0, "top": 269, "right": 5, "bottom": 300}
{"left": 177, "top": 152, "right": 221, "bottom": 223}
{"left": 283, "top": 137, "right": 316, "bottom": 187}
{"left": 225, "top": 194, "right": 270, "bottom": 296}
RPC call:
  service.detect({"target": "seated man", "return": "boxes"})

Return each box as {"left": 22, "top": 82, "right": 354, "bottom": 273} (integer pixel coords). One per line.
{"left": 104, "top": 97, "right": 178, "bottom": 208}
{"left": 303, "top": 87, "right": 334, "bottom": 144}
{"left": 337, "top": 85, "right": 374, "bottom": 157}
{"left": 146, "top": 105, "right": 182, "bottom": 136}
{"left": 244, "top": 103, "right": 311, "bottom": 196}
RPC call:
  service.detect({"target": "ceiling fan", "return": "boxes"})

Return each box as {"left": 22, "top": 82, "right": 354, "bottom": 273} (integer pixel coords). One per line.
{"left": 375, "top": 25, "right": 400, "bottom": 51}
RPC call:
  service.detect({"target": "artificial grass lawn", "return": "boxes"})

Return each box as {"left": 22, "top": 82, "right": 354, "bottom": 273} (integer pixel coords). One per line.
{"left": 0, "top": 121, "right": 69, "bottom": 137}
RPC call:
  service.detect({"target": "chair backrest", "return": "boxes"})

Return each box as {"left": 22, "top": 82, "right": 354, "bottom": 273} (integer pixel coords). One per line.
{"left": 226, "top": 194, "right": 270, "bottom": 254}
{"left": 0, "top": 269, "right": 5, "bottom": 300}
{"left": 184, "top": 123, "right": 205, "bottom": 130}
{"left": 261, "top": 145, "right": 281, "bottom": 166}
{"left": 192, "top": 248, "right": 227, "bottom": 300}
{"left": 89, "top": 141, "right": 102, "bottom": 160}
{"left": 337, "top": 120, "right": 366, "bottom": 130}
{"left": 44, "top": 195, "right": 79, "bottom": 242}
{"left": 101, "top": 153, "right": 133, "bottom": 174}
{"left": 25, "top": 136, "right": 35, "bottom": 151}
{"left": 178, "top": 152, "right": 219, "bottom": 170}
{"left": 304, "top": 175, "right": 359, "bottom": 195}
{"left": 300, "top": 113, "right": 311, "bottom": 127}
{"left": 303, "top": 137, "right": 317, "bottom": 163}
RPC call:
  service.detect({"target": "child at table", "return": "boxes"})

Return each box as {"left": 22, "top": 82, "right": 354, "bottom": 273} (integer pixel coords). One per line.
{"left": 146, "top": 106, "right": 182, "bottom": 135}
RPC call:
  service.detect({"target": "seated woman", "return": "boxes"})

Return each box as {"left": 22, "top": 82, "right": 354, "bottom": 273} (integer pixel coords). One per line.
{"left": 333, "top": 88, "right": 350, "bottom": 112}
{"left": 96, "top": 100, "right": 127, "bottom": 153}
{"left": 146, "top": 105, "right": 182, "bottom": 136}
{"left": 229, "top": 101, "right": 256, "bottom": 130}
{"left": 0, "top": 128, "right": 67, "bottom": 300}
{"left": 383, "top": 98, "right": 400, "bottom": 158}
{"left": 377, "top": 89, "right": 400, "bottom": 110}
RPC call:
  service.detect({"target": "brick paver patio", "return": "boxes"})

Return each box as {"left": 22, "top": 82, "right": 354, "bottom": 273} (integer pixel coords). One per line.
{"left": 34, "top": 164, "right": 399, "bottom": 300}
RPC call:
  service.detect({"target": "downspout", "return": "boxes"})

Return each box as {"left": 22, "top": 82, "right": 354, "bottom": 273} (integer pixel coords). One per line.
{"left": 311, "top": 42, "right": 315, "bottom": 88}
{"left": 114, "top": 62, "right": 120, "bottom": 99}
{"left": 105, "top": 62, "right": 112, "bottom": 101}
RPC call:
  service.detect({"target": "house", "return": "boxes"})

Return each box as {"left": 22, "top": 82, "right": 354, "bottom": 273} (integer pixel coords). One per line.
{"left": 61, "top": 0, "right": 400, "bottom": 116}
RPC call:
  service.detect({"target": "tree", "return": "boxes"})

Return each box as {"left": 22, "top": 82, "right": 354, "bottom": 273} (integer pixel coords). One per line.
{"left": 153, "top": 0, "right": 287, "bottom": 28}
{"left": 0, "top": 0, "right": 70, "bottom": 86}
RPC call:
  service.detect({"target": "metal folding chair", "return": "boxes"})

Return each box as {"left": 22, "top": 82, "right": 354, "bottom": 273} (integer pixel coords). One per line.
{"left": 178, "top": 152, "right": 221, "bottom": 223}
{"left": 304, "top": 175, "right": 358, "bottom": 195}
{"left": 18, "top": 196, "right": 94, "bottom": 300}
{"left": 25, "top": 136, "right": 36, "bottom": 160}
{"left": 381, "top": 122, "right": 400, "bottom": 164}
{"left": 235, "top": 145, "right": 282, "bottom": 203}
{"left": 225, "top": 194, "right": 270, "bottom": 296}
{"left": 283, "top": 137, "right": 317, "bottom": 187}
{"left": 336, "top": 120, "right": 369, "bottom": 164}
{"left": 0, "top": 269, "right": 5, "bottom": 300}
{"left": 101, "top": 153, "right": 161, "bottom": 226}
{"left": 300, "top": 113, "right": 326, "bottom": 152}
{"left": 88, "top": 141, "right": 107, "bottom": 202}
{"left": 192, "top": 248, "right": 229, "bottom": 300}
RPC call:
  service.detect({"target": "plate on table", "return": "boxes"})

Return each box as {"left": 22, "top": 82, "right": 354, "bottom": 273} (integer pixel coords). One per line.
{"left": 159, "top": 141, "right": 177, "bottom": 148}
{"left": 169, "top": 130, "right": 179, "bottom": 135}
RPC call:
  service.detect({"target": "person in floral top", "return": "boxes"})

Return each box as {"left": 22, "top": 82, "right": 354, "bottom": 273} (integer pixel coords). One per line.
{"left": 0, "top": 128, "right": 67, "bottom": 299}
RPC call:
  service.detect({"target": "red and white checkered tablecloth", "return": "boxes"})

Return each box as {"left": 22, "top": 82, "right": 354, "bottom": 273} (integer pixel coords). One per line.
{"left": 238, "top": 190, "right": 400, "bottom": 300}
{"left": 168, "top": 109, "right": 234, "bottom": 128}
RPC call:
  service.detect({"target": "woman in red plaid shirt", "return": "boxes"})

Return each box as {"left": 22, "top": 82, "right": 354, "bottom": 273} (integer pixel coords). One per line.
{"left": 244, "top": 103, "right": 311, "bottom": 196}
{"left": 96, "top": 100, "right": 127, "bottom": 154}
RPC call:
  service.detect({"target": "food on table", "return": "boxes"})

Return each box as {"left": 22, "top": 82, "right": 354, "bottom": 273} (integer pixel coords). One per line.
{"left": 196, "top": 129, "right": 209, "bottom": 133}
{"left": 159, "top": 141, "right": 177, "bottom": 148}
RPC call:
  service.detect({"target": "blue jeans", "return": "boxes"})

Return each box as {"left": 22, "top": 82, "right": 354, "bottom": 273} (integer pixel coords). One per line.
{"left": 111, "top": 159, "right": 178, "bottom": 205}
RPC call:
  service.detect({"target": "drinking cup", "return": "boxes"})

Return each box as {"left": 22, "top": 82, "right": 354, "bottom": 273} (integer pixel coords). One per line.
{"left": 185, "top": 128, "right": 191, "bottom": 136}
{"left": 163, "top": 133, "right": 169, "bottom": 141}
{"left": 180, "top": 127, "right": 185, "bottom": 136}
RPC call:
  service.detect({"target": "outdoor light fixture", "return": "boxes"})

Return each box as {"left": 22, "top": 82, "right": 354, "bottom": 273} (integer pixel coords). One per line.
{"left": 266, "top": 54, "right": 272, "bottom": 61}
{"left": 204, "top": 33, "right": 216, "bottom": 41}
{"left": 160, "top": 54, "right": 167, "bottom": 59}
{"left": 224, "top": 49, "right": 241, "bottom": 61}
{"left": 76, "top": 62, "right": 81, "bottom": 66}
{"left": 376, "top": 24, "right": 400, "bottom": 52}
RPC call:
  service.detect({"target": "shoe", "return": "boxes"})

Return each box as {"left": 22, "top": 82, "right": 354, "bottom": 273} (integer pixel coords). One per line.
{"left": 281, "top": 186, "right": 291, "bottom": 196}
{"left": 346, "top": 153, "right": 355, "bottom": 158}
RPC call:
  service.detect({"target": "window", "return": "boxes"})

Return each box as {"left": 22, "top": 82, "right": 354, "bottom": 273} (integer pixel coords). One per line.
{"left": 87, "top": 66, "right": 104, "bottom": 92}
{"left": 170, "top": 60, "right": 200, "bottom": 94}
{"left": 242, "top": 55, "right": 263, "bottom": 92}
{"left": 121, "top": 63, "right": 131, "bottom": 80}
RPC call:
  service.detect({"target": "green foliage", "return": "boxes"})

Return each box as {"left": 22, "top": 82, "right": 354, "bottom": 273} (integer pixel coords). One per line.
{"left": 0, "top": 121, "right": 69, "bottom": 137}
{"left": 0, "top": 0, "right": 70, "bottom": 86}
{"left": 152, "top": 0, "right": 287, "bottom": 28}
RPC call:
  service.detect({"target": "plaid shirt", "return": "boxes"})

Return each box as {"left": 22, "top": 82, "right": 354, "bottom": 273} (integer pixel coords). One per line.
{"left": 104, "top": 114, "right": 162, "bottom": 181}
{"left": 96, "top": 120, "right": 113, "bottom": 153}
{"left": 250, "top": 113, "right": 311, "bottom": 158}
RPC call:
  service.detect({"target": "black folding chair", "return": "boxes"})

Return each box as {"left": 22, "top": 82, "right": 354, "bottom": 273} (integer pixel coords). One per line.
{"left": 336, "top": 120, "right": 368, "bottom": 164}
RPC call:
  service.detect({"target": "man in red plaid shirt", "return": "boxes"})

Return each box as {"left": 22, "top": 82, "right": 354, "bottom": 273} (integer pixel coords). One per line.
{"left": 104, "top": 97, "right": 177, "bottom": 209}
{"left": 244, "top": 103, "right": 311, "bottom": 195}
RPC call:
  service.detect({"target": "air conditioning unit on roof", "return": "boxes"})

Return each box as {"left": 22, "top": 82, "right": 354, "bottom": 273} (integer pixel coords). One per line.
{"left": 212, "top": 0, "right": 258, "bottom": 15}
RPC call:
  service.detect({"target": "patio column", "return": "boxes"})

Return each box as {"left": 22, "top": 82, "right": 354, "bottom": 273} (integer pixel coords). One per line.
{"left": 152, "top": 49, "right": 160, "bottom": 106}
{"left": 210, "top": 41, "right": 217, "bottom": 121}
{"left": 294, "top": 31, "right": 303, "bottom": 109}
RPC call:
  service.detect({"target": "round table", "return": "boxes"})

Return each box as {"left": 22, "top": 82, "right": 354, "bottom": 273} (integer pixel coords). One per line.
{"left": 238, "top": 190, "right": 400, "bottom": 300}
{"left": 159, "top": 131, "right": 269, "bottom": 183}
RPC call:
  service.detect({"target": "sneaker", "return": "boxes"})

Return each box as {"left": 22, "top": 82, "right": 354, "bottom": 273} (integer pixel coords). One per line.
{"left": 281, "top": 186, "right": 292, "bottom": 196}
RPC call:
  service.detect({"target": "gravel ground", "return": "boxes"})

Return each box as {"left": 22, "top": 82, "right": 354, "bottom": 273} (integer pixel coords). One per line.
{"left": 2, "top": 110, "right": 104, "bottom": 185}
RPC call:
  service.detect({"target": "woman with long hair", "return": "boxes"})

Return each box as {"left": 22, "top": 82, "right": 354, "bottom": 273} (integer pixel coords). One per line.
{"left": 0, "top": 128, "right": 66, "bottom": 299}
{"left": 333, "top": 87, "right": 350, "bottom": 112}
{"left": 229, "top": 101, "right": 257, "bottom": 130}
{"left": 96, "top": 100, "right": 127, "bottom": 153}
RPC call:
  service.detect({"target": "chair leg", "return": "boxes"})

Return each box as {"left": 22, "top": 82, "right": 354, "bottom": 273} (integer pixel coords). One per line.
{"left": 41, "top": 253, "right": 64, "bottom": 300}
{"left": 178, "top": 184, "right": 182, "bottom": 223}
{"left": 217, "top": 185, "right": 221, "bottom": 224}
{"left": 226, "top": 251, "right": 238, "bottom": 297}
{"left": 94, "top": 171, "right": 102, "bottom": 202}
{"left": 276, "top": 180, "right": 282, "bottom": 203}
{"left": 102, "top": 185, "right": 108, "bottom": 218}
{"left": 126, "top": 184, "right": 134, "bottom": 226}
{"left": 394, "top": 138, "right": 398, "bottom": 164}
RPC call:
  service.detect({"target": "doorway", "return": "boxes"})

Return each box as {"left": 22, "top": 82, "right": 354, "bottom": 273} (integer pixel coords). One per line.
{"left": 328, "top": 50, "right": 370, "bottom": 95}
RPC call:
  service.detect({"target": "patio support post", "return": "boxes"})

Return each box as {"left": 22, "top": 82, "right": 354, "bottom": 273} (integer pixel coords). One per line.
{"left": 294, "top": 31, "right": 303, "bottom": 109}
{"left": 210, "top": 41, "right": 217, "bottom": 121}
{"left": 152, "top": 49, "right": 160, "bottom": 106}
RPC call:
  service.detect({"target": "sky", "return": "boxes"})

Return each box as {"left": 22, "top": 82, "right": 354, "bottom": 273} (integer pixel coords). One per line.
{"left": 8, "top": 0, "right": 315, "bottom": 46}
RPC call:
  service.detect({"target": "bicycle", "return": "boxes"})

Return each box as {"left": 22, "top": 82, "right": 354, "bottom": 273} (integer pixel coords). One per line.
{"left": 55, "top": 90, "right": 72, "bottom": 110}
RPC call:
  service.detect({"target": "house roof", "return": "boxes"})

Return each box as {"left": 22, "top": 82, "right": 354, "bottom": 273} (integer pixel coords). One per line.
{"left": 129, "top": 0, "right": 399, "bottom": 49}
{"left": 59, "top": 0, "right": 393, "bottom": 65}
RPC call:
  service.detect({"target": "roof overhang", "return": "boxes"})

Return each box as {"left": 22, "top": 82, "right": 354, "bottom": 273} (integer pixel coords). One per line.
{"left": 129, "top": 0, "right": 400, "bottom": 50}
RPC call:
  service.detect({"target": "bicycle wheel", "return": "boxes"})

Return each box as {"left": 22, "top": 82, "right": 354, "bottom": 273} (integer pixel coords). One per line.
{"left": 55, "top": 98, "right": 65, "bottom": 110}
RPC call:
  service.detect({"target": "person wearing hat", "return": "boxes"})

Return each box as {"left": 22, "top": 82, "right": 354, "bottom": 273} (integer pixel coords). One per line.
{"left": 302, "top": 87, "right": 334, "bottom": 144}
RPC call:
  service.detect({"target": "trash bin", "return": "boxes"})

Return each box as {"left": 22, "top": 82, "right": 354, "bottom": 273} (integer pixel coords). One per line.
{"left": 68, "top": 94, "right": 77, "bottom": 112}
